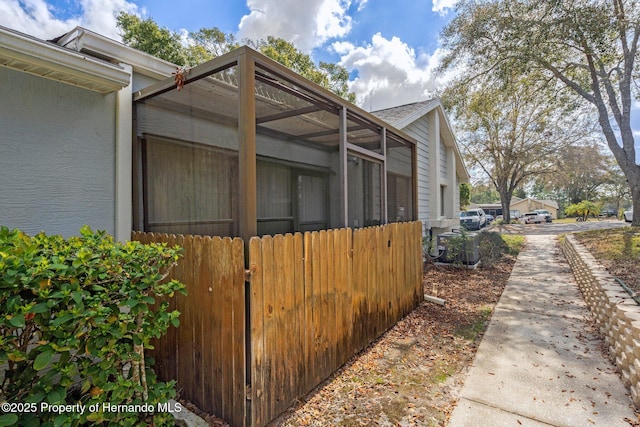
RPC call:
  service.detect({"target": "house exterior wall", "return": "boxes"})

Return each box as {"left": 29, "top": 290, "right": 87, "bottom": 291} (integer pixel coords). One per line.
{"left": 439, "top": 139, "right": 448, "bottom": 179}
{"left": 132, "top": 72, "right": 164, "bottom": 93}
{"left": 402, "top": 119, "right": 430, "bottom": 226}
{"left": 0, "top": 67, "right": 117, "bottom": 237}
{"left": 400, "top": 110, "right": 461, "bottom": 235}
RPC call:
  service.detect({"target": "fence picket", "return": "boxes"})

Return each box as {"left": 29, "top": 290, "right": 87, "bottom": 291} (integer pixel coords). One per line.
{"left": 248, "top": 237, "right": 265, "bottom": 426}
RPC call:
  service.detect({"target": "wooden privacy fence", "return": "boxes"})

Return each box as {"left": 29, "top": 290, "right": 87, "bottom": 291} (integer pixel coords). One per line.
{"left": 132, "top": 221, "right": 423, "bottom": 427}
{"left": 131, "top": 232, "right": 247, "bottom": 426}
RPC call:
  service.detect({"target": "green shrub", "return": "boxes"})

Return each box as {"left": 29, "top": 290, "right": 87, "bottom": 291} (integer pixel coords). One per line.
{"left": 0, "top": 226, "right": 185, "bottom": 426}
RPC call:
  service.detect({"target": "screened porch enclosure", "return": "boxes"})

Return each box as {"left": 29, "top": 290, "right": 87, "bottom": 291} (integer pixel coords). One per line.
{"left": 133, "top": 46, "right": 417, "bottom": 239}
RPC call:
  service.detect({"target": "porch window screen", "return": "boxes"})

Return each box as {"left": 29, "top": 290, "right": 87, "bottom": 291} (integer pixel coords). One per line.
{"left": 256, "top": 162, "right": 329, "bottom": 235}
{"left": 387, "top": 174, "right": 413, "bottom": 222}
{"left": 296, "top": 173, "right": 328, "bottom": 232}
{"left": 386, "top": 140, "right": 414, "bottom": 223}
{"left": 348, "top": 157, "right": 382, "bottom": 228}
{"left": 143, "top": 137, "right": 237, "bottom": 236}
{"left": 257, "top": 162, "right": 293, "bottom": 236}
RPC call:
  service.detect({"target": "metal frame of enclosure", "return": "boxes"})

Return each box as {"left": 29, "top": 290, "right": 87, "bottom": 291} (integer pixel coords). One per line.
{"left": 133, "top": 46, "right": 417, "bottom": 241}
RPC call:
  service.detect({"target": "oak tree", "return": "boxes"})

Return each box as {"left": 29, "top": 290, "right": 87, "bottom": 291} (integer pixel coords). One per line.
{"left": 444, "top": 73, "right": 595, "bottom": 222}
{"left": 441, "top": 0, "right": 640, "bottom": 225}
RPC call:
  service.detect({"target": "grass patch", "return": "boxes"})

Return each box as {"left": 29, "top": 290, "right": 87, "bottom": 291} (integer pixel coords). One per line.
{"left": 501, "top": 234, "right": 525, "bottom": 255}
{"left": 431, "top": 360, "right": 456, "bottom": 384}
{"left": 455, "top": 306, "right": 493, "bottom": 342}
{"left": 572, "top": 226, "right": 640, "bottom": 295}
{"left": 477, "top": 232, "right": 525, "bottom": 268}
{"left": 573, "top": 228, "right": 640, "bottom": 260}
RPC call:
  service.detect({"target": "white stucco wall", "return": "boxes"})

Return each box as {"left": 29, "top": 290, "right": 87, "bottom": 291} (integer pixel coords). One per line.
{"left": 0, "top": 68, "right": 117, "bottom": 237}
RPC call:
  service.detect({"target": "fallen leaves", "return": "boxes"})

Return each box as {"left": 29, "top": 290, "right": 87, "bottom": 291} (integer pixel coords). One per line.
{"left": 268, "top": 258, "right": 516, "bottom": 426}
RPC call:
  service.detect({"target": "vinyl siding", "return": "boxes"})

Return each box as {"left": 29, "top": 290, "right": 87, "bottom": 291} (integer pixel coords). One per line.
{"left": 439, "top": 138, "right": 448, "bottom": 179}
{"left": 0, "top": 67, "right": 116, "bottom": 237}
{"left": 401, "top": 119, "right": 430, "bottom": 224}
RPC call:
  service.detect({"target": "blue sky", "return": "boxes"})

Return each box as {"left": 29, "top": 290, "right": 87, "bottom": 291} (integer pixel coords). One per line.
{"left": 0, "top": 0, "right": 459, "bottom": 110}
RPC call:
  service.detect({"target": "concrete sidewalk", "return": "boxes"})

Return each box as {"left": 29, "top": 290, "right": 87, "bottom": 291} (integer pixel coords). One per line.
{"left": 448, "top": 235, "right": 637, "bottom": 426}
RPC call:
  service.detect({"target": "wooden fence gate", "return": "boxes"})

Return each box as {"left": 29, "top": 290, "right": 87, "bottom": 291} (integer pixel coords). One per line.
{"left": 132, "top": 221, "right": 423, "bottom": 427}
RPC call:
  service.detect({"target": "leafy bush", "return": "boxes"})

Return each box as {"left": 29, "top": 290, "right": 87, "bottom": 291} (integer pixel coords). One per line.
{"left": 0, "top": 226, "right": 185, "bottom": 426}
{"left": 564, "top": 200, "right": 602, "bottom": 221}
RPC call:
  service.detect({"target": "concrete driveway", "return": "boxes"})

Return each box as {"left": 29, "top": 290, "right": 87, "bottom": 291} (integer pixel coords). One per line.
{"left": 491, "top": 219, "right": 630, "bottom": 236}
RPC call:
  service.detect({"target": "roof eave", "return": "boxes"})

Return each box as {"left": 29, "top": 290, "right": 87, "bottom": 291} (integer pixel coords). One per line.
{"left": 56, "top": 27, "right": 176, "bottom": 80}
{"left": 0, "top": 25, "right": 130, "bottom": 94}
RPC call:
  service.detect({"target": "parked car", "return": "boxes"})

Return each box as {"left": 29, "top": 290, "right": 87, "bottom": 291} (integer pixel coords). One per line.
{"left": 459, "top": 208, "right": 487, "bottom": 230}
{"left": 534, "top": 209, "right": 552, "bottom": 223}
{"left": 523, "top": 212, "right": 545, "bottom": 224}
{"left": 600, "top": 209, "right": 616, "bottom": 217}
{"left": 624, "top": 209, "right": 634, "bottom": 222}
{"left": 485, "top": 214, "right": 495, "bottom": 224}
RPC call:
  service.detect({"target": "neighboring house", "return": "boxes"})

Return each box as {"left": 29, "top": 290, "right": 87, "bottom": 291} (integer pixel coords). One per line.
{"left": 472, "top": 197, "right": 559, "bottom": 219}
{"left": 511, "top": 198, "right": 559, "bottom": 219}
{"left": 0, "top": 26, "right": 174, "bottom": 241}
{"left": 372, "top": 100, "right": 471, "bottom": 239}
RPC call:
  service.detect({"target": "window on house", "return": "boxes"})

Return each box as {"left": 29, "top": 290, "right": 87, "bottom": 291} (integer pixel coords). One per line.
{"left": 257, "top": 162, "right": 293, "bottom": 236}
{"left": 296, "top": 173, "right": 328, "bottom": 232}
{"left": 142, "top": 137, "right": 238, "bottom": 237}
{"left": 387, "top": 174, "right": 413, "bottom": 222}
{"left": 256, "top": 162, "right": 330, "bottom": 236}
{"left": 140, "top": 138, "right": 329, "bottom": 237}
{"left": 441, "top": 185, "right": 446, "bottom": 217}
{"left": 348, "top": 156, "right": 382, "bottom": 228}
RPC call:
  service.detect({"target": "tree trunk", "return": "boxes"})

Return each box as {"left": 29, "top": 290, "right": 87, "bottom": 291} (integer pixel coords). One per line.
{"left": 632, "top": 180, "right": 640, "bottom": 227}
{"left": 499, "top": 190, "right": 513, "bottom": 223}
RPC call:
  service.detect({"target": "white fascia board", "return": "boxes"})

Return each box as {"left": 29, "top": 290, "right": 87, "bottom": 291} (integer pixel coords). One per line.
{"left": 0, "top": 26, "right": 130, "bottom": 93}
{"left": 57, "top": 27, "right": 176, "bottom": 80}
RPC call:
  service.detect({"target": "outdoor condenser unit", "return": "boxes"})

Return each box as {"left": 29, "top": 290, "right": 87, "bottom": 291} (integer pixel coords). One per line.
{"left": 436, "top": 231, "right": 480, "bottom": 265}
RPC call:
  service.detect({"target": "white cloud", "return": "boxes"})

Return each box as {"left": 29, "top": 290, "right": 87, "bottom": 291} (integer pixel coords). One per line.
{"left": 238, "top": 0, "right": 353, "bottom": 52}
{"left": 334, "top": 33, "right": 457, "bottom": 110}
{"left": 76, "top": 0, "right": 139, "bottom": 39}
{"left": 355, "top": 0, "right": 368, "bottom": 12}
{"left": 0, "top": 0, "right": 138, "bottom": 41}
{"left": 432, "top": 0, "right": 458, "bottom": 14}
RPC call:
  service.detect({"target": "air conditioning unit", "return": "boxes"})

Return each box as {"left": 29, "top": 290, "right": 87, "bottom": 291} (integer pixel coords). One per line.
{"left": 436, "top": 231, "right": 480, "bottom": 265}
